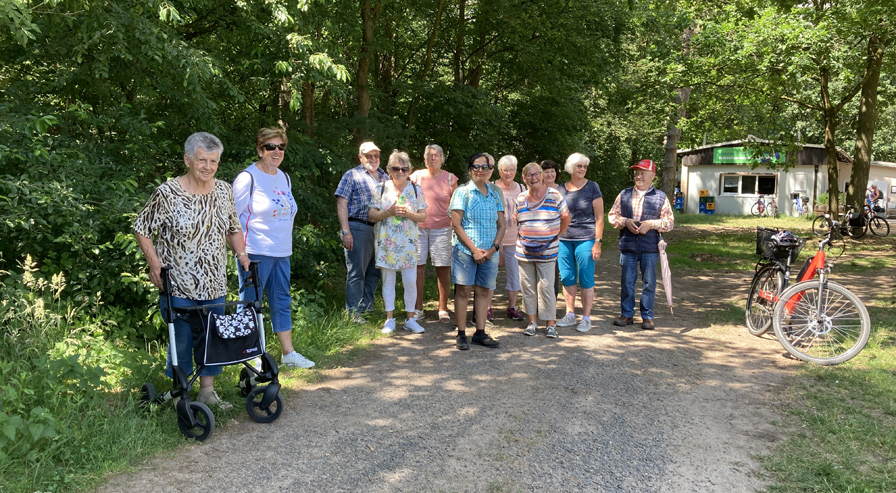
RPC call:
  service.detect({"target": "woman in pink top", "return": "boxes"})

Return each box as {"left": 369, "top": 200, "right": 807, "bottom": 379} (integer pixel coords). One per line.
{"left": 410, "top": 144, "right": 457, "bottom": 323}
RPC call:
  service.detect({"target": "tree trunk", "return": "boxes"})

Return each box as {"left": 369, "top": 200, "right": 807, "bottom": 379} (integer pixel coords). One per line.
{"left": 453, "top": 0, "right": 465, "bottom": 84}
{"left": 847, "top": 34, "right": 884, "bottom": 209}
{"left": 301, "top": 81, "right": 315, "bottom": 137}
{"left": 661, "top": 87, "right": 689, "bottom": 198}
{"left": 820, "top": 66, "right": 840, "bottom": 214}
{"left": 407, "top": 0, "right": 445, "bottom": 128}
{"left": 355, "top": 0, "right": 376, "bottom": 142}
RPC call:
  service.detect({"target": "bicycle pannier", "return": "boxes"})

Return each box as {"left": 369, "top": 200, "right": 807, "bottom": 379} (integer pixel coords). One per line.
{"left": 848, "top": 212, "right": 866, "bottom": 228}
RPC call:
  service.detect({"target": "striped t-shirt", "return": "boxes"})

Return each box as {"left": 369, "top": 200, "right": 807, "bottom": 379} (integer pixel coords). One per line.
{"left": 514, "top": 188, "right": 569, "bottom": 262}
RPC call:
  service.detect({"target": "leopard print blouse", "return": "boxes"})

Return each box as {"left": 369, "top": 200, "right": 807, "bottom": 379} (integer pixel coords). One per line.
{"left": 134, "top": 178, "right": 241, "bottom": 300}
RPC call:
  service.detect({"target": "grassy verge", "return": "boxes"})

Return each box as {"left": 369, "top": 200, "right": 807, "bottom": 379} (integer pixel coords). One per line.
{"left": 672, "top": 213, "right": 896, "bottom": 491}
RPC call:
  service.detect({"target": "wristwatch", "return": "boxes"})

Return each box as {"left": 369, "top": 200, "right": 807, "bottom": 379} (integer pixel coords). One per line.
{"left": 492, "top": 243, "right": 501, "bottom": 251}
{"left": 341, "top": 230, "right": 350, "bottom": 236}
{"left": 596, "top": 238, "right": 602, "bottom": 243}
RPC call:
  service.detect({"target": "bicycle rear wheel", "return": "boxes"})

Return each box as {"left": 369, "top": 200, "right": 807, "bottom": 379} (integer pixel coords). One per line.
{"left": 869, "top": 216, "right": 890, "bottom": 237}
{"left": 846, "top": 222, "right": 867, "bottom": 239}
{"left": 746, "top": 266, "right": 785, "bottom": 336}
{"left": 767, "top": 203, "right": 778, "bottom": 218}
{"left": 772, "top": 280, "right": 870, "bottom": 365}
{"left": 811, "top": 215, "right": 831, "bottom": 236}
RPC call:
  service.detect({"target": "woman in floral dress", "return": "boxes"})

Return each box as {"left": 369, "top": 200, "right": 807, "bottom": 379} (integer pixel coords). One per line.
{"left": 369, "top": 150, "right": 428, "bottom": 334}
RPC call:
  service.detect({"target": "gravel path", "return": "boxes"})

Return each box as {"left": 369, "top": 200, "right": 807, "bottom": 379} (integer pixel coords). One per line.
{"left": 102, "top": 239, "right": 810, "bottom": 493}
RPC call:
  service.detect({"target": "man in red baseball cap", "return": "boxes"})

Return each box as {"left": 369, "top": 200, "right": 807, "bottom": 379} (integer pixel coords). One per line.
{"left": 606, "top": 159, "right": 674, "bottom": 330}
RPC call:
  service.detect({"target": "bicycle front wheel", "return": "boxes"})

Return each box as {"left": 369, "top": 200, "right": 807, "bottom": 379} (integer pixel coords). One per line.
{"left": 869, "top": 216, "right": 890, "bottom": 237}
{"left": 772, "top": 280, "right": 871, "bottom": 365}
{"left": 767, "top": 203, "right": 778, "bottom": 218}
{"left": 746, "top": 266, "right": 785, "bottom": 336}
{"left": 751, "top": 202, "right": 762, "bottom": 216}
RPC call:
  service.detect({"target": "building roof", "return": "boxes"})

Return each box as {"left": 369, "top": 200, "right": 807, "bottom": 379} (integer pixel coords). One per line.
{"left": 677, "top": 136, "right": 852, "bottom": 165}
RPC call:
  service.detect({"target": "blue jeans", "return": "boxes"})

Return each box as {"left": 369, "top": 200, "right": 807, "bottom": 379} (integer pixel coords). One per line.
{"left": 160, "top": 295, "right": 225, "bottom": 378}
{"left": 345, "top": 221, "right": 380, "bottom": 313}
{"left": 619, "top": 252, "right": 659, "bottom": 320}
{"left": 239, "top": 255, "right": 292, "bottom": 333}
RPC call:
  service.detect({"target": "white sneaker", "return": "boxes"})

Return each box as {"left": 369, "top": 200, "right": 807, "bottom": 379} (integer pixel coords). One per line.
{"left": 524, "top": 323, "right": 537, "bottom": 336}
{"left": 281, "top": 351, "right": 315, "bottom": 369}
{"left": 404, "top": 318, "right": 425, "bottom": 333}
{"left": 576, "top": 318, "right": 592, "bottom": 333}
{"left": 413, "top": 309, "right": 425, "bottom": 320}
{"left": 556, "top": 312, "right": 577, "bottom": 327}
{"left": 381, "top": 318, "right": 396, "bottom": 334}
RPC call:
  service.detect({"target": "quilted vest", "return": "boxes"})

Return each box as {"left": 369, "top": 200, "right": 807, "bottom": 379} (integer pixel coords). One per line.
{"left": 619, "top": 187, "right": 666, "bottom": 253}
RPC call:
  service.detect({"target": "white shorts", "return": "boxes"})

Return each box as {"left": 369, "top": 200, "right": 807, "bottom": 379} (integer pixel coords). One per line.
{"left": 417, "top": 227, "right": 453, "bottom": 267}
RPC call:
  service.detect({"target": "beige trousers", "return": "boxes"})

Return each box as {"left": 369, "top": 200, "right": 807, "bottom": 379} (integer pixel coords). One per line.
{"left": 519, "top": 260, "right": 557, "bottom": 322}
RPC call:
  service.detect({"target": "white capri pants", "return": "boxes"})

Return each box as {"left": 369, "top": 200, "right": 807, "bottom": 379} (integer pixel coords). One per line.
{"left": 382, "top": 267, "right": 418, "bottom": 314}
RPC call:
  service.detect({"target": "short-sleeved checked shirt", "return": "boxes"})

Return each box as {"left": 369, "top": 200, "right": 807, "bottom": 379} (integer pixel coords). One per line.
{"left": 334, "top": 165, "right": 388, "bottom": 221}
{"left": 449, "top": 181, "right": 505, "bottom": 256}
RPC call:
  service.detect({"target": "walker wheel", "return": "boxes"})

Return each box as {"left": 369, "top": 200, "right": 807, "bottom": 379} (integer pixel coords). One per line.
{"left": 239, "top": 367, "right": 256, "bottom": 397}
{"left": 177, "top": 401, "right": 215, "bottom": 441}
{"left": 140, "top": 382, "right": 157, "bottom": 409}
{"left": 246, "top": 386, "right": 283, "bottom": 423}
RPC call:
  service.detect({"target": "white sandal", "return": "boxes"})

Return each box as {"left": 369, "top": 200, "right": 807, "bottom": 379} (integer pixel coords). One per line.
{"left": 438, "top": 311, "right": 450, "bottom": 323}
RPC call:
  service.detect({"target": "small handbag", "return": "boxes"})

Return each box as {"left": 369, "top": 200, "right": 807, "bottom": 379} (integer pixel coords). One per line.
{"left": 208, "top": 306, "right": 257, "bottom": 339}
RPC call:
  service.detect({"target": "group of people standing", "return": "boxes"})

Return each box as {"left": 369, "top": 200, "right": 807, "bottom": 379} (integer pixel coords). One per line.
{"left": 133, "top": 130, "right": 676, "bottom": 410}
{"left": 336, "top": 142, "right": 675, "bottom": 351}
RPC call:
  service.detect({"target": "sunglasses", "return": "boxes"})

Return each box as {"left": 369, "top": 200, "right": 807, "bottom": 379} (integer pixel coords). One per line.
{"left": 261, "top": 143, "right": 287, "bottom": 151}
{"left": 390, "top": 166, "right": 410, "bottom": 173}
{"left": 470, "top": 164, "right": 494, "bottom": 171}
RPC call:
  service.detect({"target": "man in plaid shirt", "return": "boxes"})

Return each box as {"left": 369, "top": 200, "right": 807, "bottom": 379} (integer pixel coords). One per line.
{"left": 607, "top": 159, "right": 674, "bottom": 330}
{"left": 336, "top": 142, "right": 388, "bottom": 322}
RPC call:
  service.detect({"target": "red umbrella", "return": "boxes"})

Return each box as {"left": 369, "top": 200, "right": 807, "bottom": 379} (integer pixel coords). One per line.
{"left": 658, "top": 234, "right": 673, "bottom": 315}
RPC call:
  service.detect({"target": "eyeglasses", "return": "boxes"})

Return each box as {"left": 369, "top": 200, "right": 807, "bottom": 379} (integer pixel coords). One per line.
{"left": 261, "top": 143, "right": 287, "bottom": 151}
{"left": 526, "top": 172, "right": 543, "bottom": 178}
{"left": 390, "top": 166, "right": 410, "bottom": 173}
{"left": 470, "top": 164, "right": 494, "bottom": 171}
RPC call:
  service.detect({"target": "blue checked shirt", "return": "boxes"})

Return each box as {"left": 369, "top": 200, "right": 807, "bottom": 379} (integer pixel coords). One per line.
{"left": 449, "top": 181, "right": 505, "bottom": 256}
{"left": 334, "top": 165, "right": 388, "bottom": 222}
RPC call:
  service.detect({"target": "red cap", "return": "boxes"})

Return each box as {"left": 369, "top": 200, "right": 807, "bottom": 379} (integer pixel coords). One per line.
{"left": 631, "top": 159, "right": 656, "bottom": 172}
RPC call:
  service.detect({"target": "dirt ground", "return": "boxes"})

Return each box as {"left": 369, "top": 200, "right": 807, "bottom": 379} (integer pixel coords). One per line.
{"left": 100, "top": 229, "right": 892, "bottom": 492}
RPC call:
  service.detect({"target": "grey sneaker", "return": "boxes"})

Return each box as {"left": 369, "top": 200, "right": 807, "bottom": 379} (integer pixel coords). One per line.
{"left": 556, "top": 312, "right": 577, "bottom": 327}
{"left": 546, "top": 326, "right": 558, "bottom": 339}
{"left": 281, "top": 351, "right": 315, "bottom": 369}
{"left": 524, "top": 323, "right": 537, "bottom": 336}
{"left": 351, "top": 313, "right": 367, "bottom": 324}
{"left": 576, "top": 318, "right": 592, "bottom": 333}
{"left": 197, "top": 389, "right": 233, "bottom": 411}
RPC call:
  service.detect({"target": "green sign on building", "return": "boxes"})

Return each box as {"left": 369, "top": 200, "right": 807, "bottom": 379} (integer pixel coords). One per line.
{"left": 713, "top": 146, "right": 784, "bottom": 164}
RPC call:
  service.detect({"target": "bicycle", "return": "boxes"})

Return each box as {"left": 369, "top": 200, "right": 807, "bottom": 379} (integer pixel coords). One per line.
{"left": 746, "top": 219, "right": 871, "bottom": 365}
{"left": 812, "top": 204, "right": 868, "bottom": 239}
{"left": 745, "top": 227, "right": 804, "bottom": 337}
{"left": 790, "top": 192, "right": 810, "bottom": 218}
{"left": 862, "top": 203, "right": 890, "bottom": 237}
{"left": 751, "top": 194, "right": 777, "bottom": 217}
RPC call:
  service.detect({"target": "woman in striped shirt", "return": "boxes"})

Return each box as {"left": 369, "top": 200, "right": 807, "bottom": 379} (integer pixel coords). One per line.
{"left": 514, "top": 162, "right": 570, "bottom": 338}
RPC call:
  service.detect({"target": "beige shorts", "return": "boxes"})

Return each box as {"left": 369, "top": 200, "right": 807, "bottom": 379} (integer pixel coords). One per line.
{"left": 417, "top": 227, "right": 453, "bottom": 267}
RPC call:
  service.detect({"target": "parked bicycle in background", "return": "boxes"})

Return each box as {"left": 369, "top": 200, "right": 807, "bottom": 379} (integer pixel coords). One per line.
{"left": 751, "top": 194, "right": 777, "bottom": 217}
{"left": 790, "top": 193, "right": 810, "bottom": 218}
{"left": 812, "top": 204, "right": 888, "bottom": 238}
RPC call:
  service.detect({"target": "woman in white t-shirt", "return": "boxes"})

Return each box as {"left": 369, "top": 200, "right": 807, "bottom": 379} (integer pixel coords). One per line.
{"left": 233, "top": 127, "right": 314, "bottom": 369}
